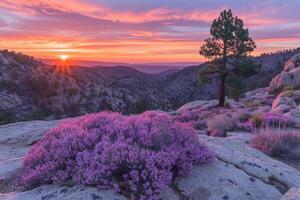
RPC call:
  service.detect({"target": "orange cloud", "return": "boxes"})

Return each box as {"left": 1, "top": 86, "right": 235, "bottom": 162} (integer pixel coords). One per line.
{"left": 0, "top": 34, "right": 203, "bottom": 63}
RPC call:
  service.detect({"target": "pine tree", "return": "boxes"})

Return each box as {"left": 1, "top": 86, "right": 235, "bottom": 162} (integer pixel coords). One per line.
{"left": 199, "top": 9, "right": 257, "bottom": 106}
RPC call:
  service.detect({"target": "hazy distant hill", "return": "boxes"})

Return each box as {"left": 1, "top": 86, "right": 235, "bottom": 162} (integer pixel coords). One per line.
{"left": 1, "top": 48, "right": 300, "bottom": 124}
{"left": 0, "top": 51, "right": 170, "bottom": 124}
{"left": 155, "top": 69, "right": 182, "bottom": 76}
{"left": 42, "top": 58, "right": 196, "bottom": 74}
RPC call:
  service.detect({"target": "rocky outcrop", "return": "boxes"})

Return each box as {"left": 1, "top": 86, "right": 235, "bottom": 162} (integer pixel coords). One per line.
{"left": 268, "top": 54, "right": 300, "bottom": 127}
{"left": 272, "top": 90, "right": 300, "bottom": 113}
{"left": 272, "top": 93, "right": 297, "bottom": 113}
{"left": 284, "top": 54, "right": 300, "bottom": 71}
{"left": 242, "top": 87, "right": 274, "bottom": 108}
{"left": 270, "top": 89, "right": 300, "bottom": 127}
{"left": 269, "top": 53, "right": 300, "bottom": 94}
{"left": 1, "top": 120, "right": 299, "bottom": 199}
{"left": 177, "top": 99, "right": 219, "bottom": 112}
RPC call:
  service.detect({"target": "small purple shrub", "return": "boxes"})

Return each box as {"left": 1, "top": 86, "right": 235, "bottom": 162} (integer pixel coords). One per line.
{"left": 249, "top": 113, "right": 295, "bottom": 129}
{"left": 263, "top": 113, "right": 295, "bottom": 128}
{"left": 189, "top": 119, "right": 207, "bottom": 130}
{"left": 19, "top": 111, "right": 213, "bottom": 199}
{"left": 207, "top": 115, "right": 236, "bottom": 137}
{"left": 174, "top": 111, "right": 199, "bottom": 123}
{"left": 250, "top": 128, "right": 300, "bottom": 159}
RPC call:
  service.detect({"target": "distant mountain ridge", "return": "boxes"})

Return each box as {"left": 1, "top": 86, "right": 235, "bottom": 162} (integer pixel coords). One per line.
{"left": 0, "top": 48, "right": 300, "bottom": 124}
{"left": 42, "top": 58, "right": 197, "bottom": 73}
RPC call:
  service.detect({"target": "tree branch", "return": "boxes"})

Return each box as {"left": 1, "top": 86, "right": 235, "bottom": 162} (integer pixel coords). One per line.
{"left": 200, "top": 70, "right": 220, "bottom": 75}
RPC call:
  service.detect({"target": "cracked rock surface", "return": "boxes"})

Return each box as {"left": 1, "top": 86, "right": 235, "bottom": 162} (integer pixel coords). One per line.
{"left": 200, "top": 132, "right": 300, "bottom": 192}
{"left": 0, "top": 121, "right": 299, "bottom": 199}
{"left": 0, "top": 120, "right": 58, "bottom": 181}
{"left": 0, "top": 185, "right": 126, "bottom": 200}
{"left": 175, "top": 159, "right": 281, "bottom": 200}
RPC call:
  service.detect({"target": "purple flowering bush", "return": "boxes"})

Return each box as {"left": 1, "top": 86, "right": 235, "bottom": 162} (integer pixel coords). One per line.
{"left": 18, "top": 111, "right": 213, "bottom": 199}
{"left": 250, "top": 128, "right": 300, "bottom": 159}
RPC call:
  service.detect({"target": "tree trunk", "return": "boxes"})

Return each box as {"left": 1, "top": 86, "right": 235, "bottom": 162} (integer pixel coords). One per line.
{"left": 218, "top": 73, "right": 226, "bottom": 106}
{"left": 220, "top": 40, "right": 227, "bottom": 107}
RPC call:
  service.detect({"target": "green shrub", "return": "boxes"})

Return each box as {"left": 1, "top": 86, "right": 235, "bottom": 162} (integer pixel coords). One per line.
{"left": 0, "top": 110, "right": 15, "bottom": 124}
{"left": 0, "top": 80, "right": 19, "bottom": 92}
{"left": 250, "top": 113, "right": 263, "bottom": 128}
{"left": 280, "top": 90, "right": 295, "bottom": 98}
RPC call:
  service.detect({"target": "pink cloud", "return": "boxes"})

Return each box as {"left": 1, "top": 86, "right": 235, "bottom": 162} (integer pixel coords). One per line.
{"left": 0, "top": 1, "right": 299, "bottom": 63}
{"left": 0, "top": 0, "right": 104, "bottom": 16}
{"left": 0, "top": 0, "right": 294, "bottom": 27}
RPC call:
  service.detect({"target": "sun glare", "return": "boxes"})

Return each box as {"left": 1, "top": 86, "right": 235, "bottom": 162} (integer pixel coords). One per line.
{"left": 59, "top": 55, "right": 69, "bottom": 61}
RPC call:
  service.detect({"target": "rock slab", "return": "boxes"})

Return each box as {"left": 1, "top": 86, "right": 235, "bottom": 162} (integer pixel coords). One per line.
{"left": 281, "top": 188, "right": 300, "bottom": 200}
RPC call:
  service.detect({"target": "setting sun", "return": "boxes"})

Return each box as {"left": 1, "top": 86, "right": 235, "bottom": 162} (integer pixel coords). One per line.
{"left": 59, "top": 55, "right": 69, "bottom": 61}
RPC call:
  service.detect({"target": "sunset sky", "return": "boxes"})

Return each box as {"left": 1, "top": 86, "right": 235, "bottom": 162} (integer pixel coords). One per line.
{"left": 0, "top": 0, "right": 300, "bottom": 63}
